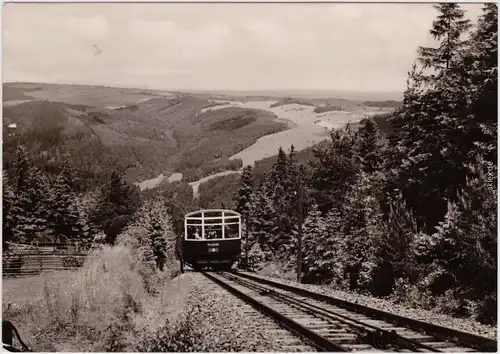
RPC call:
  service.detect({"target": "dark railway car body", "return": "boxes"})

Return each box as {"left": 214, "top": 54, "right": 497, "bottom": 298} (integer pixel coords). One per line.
{"left": 182, "top": 209, "right": 241, "bottom": 271}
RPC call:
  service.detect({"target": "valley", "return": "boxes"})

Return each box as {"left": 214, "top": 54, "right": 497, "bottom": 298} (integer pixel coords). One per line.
{"left": 2, "top": 82, "right": 396, "bottom": 198}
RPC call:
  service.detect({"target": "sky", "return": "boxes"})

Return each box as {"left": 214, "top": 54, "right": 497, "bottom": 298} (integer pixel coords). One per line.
{"left": 3, "top": 3, "right": 485, "bottom": 97}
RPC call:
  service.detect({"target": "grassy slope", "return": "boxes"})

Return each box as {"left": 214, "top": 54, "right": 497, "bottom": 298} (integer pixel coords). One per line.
{"left": 2, "top": 247, "right": 279, "bottom": 352}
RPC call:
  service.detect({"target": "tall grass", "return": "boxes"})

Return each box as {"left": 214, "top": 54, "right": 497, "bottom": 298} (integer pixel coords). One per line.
{"left": 3, "top": 245, "right": 278, "bottom": 352}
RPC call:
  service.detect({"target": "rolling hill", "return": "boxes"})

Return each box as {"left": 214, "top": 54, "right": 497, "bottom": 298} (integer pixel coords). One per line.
{"left": 2, "top": 83, "right": 288, "bottom": 187}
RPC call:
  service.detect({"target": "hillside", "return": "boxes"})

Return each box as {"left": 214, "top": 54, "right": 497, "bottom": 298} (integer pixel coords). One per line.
{"left": 3, "top": 82, "right": 397, "bottom": 197}
{"left": 3, "top": 83, "right": 287, "bottom": 187}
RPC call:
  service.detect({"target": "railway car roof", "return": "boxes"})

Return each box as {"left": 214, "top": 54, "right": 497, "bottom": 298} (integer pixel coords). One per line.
{"left": 185, "top": 209, "right": 241, "bottom": 218}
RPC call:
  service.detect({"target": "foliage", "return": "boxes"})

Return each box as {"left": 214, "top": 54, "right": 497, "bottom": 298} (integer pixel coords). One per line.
{"left": 237, "top": 4, "right": 498, "bottom": 325}
{"left": 269, "top": 97, "right": 316, "bottom": 108}
{"left": 234, "top": 166, "right": 254, "bottom": 218}
{"left": 90, "top": 171, "right": 141, "bottom": 245}
{"left": 313, "top": 105, "right": 343, "bottom": 113}
{"left": 309, "top": 126, "right": 361, "bottom": 213}
{"left": 198, "top": 174, "right": 241, "bottom": 210}
{"left": 363, "top": 100, "right": 403, "bottom": 108}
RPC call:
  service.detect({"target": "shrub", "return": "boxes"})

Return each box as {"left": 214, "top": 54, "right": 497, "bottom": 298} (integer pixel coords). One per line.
{"left": 131, "top": 278, "right": 279, "bottom": 352}
{"left": 475, "top": 293, "right": 497, "bottom": 325}
{"left": 61, "top": 256, "right": 85, "bottom": 268}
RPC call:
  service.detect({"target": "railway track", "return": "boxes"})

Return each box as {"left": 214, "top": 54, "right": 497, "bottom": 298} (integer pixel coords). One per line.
{"left": 203, "top": 271, "right": 497, "bottom": 352}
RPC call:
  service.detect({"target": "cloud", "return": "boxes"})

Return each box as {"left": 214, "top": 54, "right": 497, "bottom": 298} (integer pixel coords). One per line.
{"left": 2, "top": 3, "right": 487, "bottom": 93}
{"left": 63, "top": 15, "right": 109, "bottom": 40}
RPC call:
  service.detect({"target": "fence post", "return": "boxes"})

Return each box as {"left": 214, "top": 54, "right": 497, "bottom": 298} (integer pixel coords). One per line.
{"left": 37, "top": 246, "right": 43, "bottom": 274}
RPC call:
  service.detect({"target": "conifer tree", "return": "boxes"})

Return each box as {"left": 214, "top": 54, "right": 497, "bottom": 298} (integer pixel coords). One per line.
{"left": 310, "top": 127, "right": 361, "bottom": 213}
{"left": 387, "top": 4, "right": 475, "bottom": 231}
{"left": 321, "top": 206, "right": 348, "bottom": 287}
{"left": 431, "top": 155, "right": 496, "bottom": 301}
{"left": 417, "top": 3, "right": 471, "bottom": 73}
{"left": 13, "top": 164, "right": 51, "bottom": 244}
{"left": 11, "top": 145, "right": 31, "bottom": 191}
{"left": 91, "top": 171, "right": 140, "bottom": 244}
{"left": 467, "top": 4, "right": 498, "bottom": 164}
{"left": 3, "top": 171, "right": 18, "bottom": 249}
{"left": 341, "top": 172, "right": 385, "bottom": 291}
{"left": 249, "top": 183, "right": 274, "bottom": 258}
{"left": 369, "top": 192, "right": 418, "bottom": 296}
{"left": 47, "top": 161, "right": 81, "bottom": 242}
{"left": 135, "top": 199, "right": 175, "bottom": 271}
{"left": 358, "top": 120, "right": 382, "bottom": 174}
{"left": 301, "top": 204, "right": 329, "bottom": 282}
{"left": 234, "top": 165, "right": 254, "bottom": 236}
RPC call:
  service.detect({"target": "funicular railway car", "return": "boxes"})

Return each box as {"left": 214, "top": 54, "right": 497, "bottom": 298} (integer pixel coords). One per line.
{"left": 181, "top": 209, "right": 241, "bottom": 271}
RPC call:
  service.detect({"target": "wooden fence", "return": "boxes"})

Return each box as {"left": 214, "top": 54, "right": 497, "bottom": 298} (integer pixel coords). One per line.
{"left": 3, "top": 242, "right": 91, "bottom": 278}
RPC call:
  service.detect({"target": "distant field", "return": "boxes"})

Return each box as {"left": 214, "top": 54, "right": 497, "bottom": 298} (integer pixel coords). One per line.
{"left": 3, "top": 82, "right": 173, "bottom": 108}
{"left": 202, "top": 101, "right": 393, "bottom": 166}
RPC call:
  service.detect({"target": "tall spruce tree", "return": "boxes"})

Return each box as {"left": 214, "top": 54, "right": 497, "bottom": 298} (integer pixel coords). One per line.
{"left": 91, "top": 171, "right": 140, "bottom": 244}
{"left": 3, "top": 171, "right": 19, "bottom": 249}
{"left": 417, "top": 3, "right": 471, "bottom": 73}
{"left": 234, "top": 165, "right": 254, "bottom": 229}
{"left": 373, "top": 192, "right": 419, "bottom": 296}
{"left": 358, "top": 120, "right": 382, "bottom": 174}
{"left": 47, "top": 161, "right": 81, "bottom": 242}
{"left": 249, "top": 183, "right": 274, "bottom": 258}
{"left": 135, "top": 199, "right": 175, "bottom": 271}
{"left": 14, "top": 165, "right": 51, "bottom": 243}
{"left": 310, "top": 127, "right": 360, "bottom": 213}
{"left": 301, "top": 204, "right": 329, "bottom": 283}
{"left": 431, "top": 155, "right": 497, "bottom": 300}
{"left": 387, "top": 4, "right": 475, "bottom": 231}
{"left": 467, "top": 4, "right": 498, "bottom": 164}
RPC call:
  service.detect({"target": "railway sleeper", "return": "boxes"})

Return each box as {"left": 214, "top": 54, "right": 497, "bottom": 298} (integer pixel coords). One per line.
{"left": 394, "top": 332, "right": 438, "bottom": 343}
{"left": 282, "top": 344, "right": 319, "bottom": 352}
{"left": 322, "top": 333, "right": 359, "bottom": 345}
{"left": 435, "top": 347, "right": 476, "bottom": 352}
{"left": 274, "top": 338, "right": 309, "bottom": 345}
{"left": 314, "top": 328, "right": 351, "bottom": 334}
{"left": 343, "top": 343, "right": 380, "bottom": 351}
{"left": 420, "top": 341, "right": 463, "bottom": 349}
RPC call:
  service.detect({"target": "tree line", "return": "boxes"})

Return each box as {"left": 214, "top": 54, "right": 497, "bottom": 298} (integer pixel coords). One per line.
{"left": 233, "top": 4, "right": 497, "bottom": 325}
{"left": 3, "top": 144, "right": 177, "bottom": 274}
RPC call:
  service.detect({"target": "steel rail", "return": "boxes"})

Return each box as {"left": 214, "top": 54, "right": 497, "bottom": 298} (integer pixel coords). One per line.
{"left": 234, "top": 271, "right": 497, "bottom": 352}
{"left": 203, "top": 272, "right": 348, "bottom": 352}
{"left": 222, "top": 273, "right": 440, "bottom": 352}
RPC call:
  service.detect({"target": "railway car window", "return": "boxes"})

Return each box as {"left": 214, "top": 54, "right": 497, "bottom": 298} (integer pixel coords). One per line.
{"left": 205, "top": 225, "right": 222, "bottom": 239}
{"left": 186, "top": 218, "right": 202, "bottom": 225}
{"left": 204, "top": 211, "right": 222, "bottom": 218}
{"left": 204, "top": 218, "right": 221, "bottom": 225}
{"left": 187, "top": 225, "right": 202, "bottom": 239}
{"left": 224, "top": 223, "right": 240, "bottom": 239}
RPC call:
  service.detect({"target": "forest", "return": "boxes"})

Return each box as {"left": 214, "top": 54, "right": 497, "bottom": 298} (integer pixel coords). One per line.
{"left": 232, "top": 4, "right": 497, "bottom": 325}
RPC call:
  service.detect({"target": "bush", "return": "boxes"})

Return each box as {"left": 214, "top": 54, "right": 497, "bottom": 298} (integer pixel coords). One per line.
{"left": 475, "top": 293, "right": 497, "bottom": 325}
{"left": 131, "top": 277, "right": 279, "bottom": 352}
{"left": 61, "top": 256, "right": 85, "bottom": 268}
